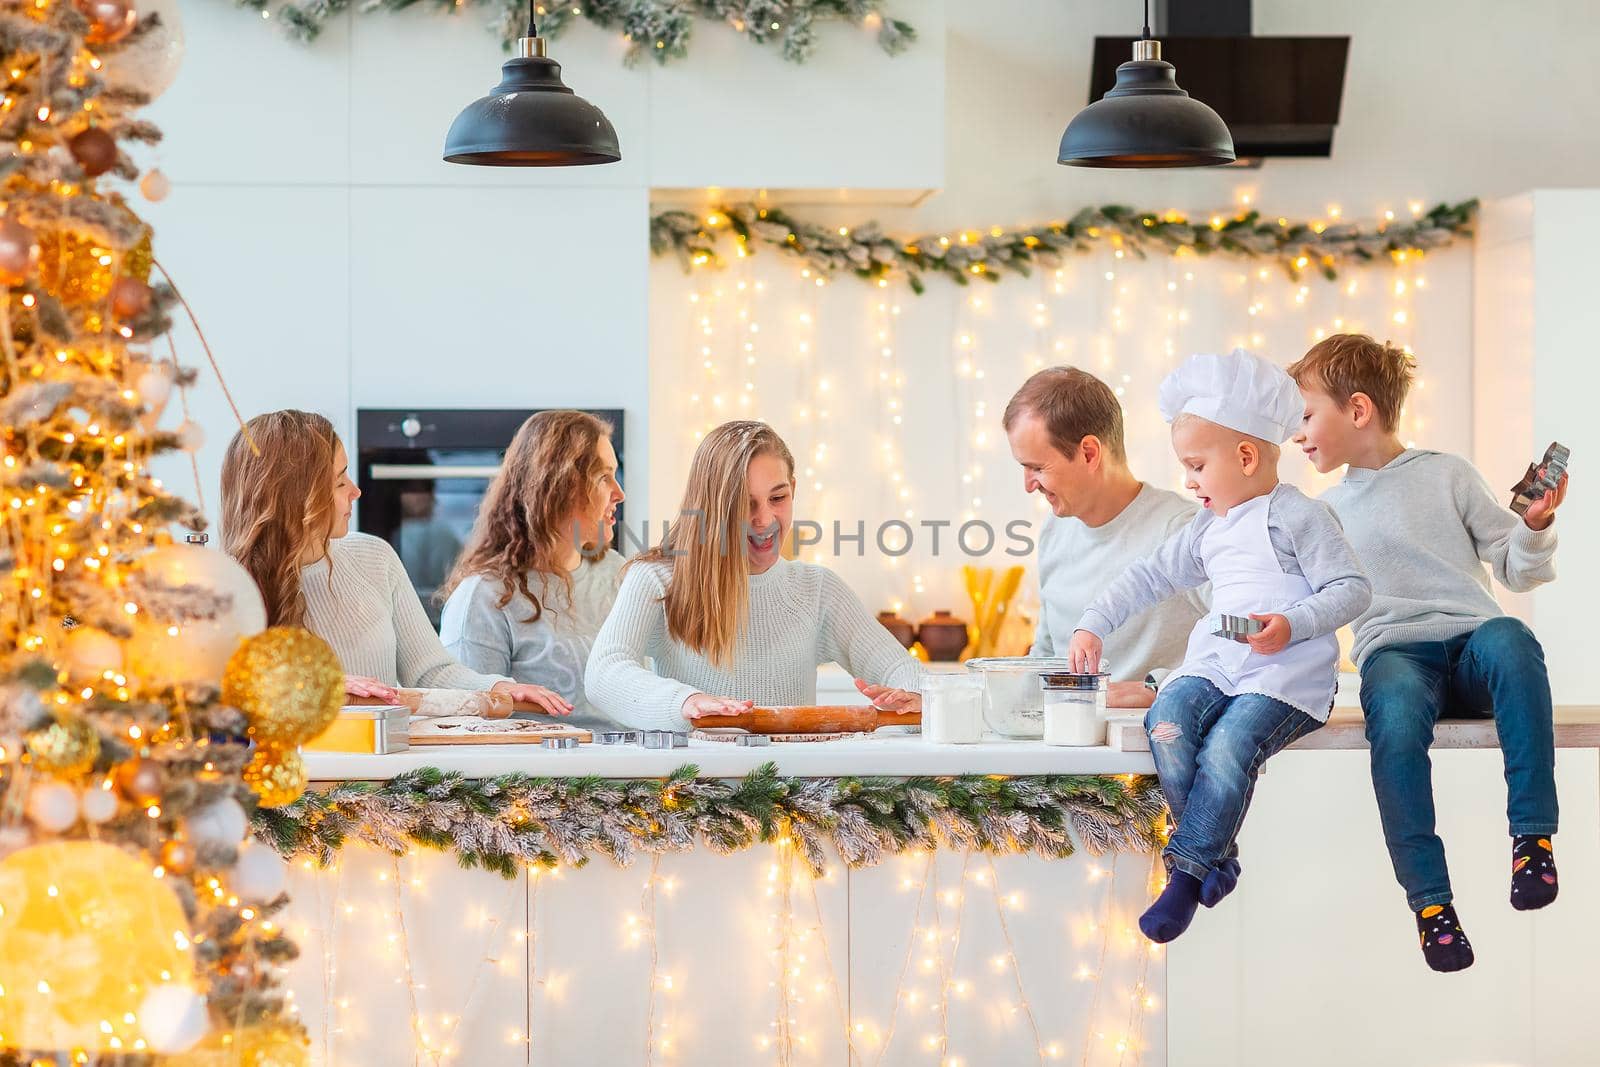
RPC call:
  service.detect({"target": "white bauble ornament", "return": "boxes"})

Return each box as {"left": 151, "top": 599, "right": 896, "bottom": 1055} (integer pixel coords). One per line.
{"left": 187, "top": 796, "right": 247, "bottom": 849}
{"left": 231, "top": 838, "right": 288, "bottom": 902}
{"left": 176, "top": 419, "right": 205, "bottom": 452}
{"left": 140, "top": 168, "right": 170, "bottom": 202}
{"left": 62, "top": 625, "right": 123, "bottom": 684}
{"left": 138, "top": 983, "right": 208, "bottom": 1054}
{"left": 100, "top": 0, "right": 185, "bottom": 100}
{"left": 25, "top": 781, "right": 80, "bottom": 832}
{"left": 122, "top": 545, "right": 267, "bottom": 688}
{"left": 134, "top": 363, "right": 175, "bottom": 427}
{"left": 78, "top": 783, "right": 120, "bottom": 824}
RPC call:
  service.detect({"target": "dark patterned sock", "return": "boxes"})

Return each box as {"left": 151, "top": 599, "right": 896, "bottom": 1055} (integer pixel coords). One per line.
{"left": 1139, "top": 871, "right": 1203, "bottom": 944}
{"left": 1510, "top": 834, "right": 1559, "bottom": 911}
{"left": 1200, "top": 857, "right": 1241, "bottom": 908}
{"left": 1416, "top": 903, "right": 1474, "bottom": 973}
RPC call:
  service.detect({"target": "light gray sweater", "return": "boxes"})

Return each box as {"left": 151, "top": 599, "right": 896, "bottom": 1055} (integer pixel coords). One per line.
{"left": 584, "top": 557, "right": 926, "bottom": 731}
{"left": 300, "top": 532, "right": 508, "bottom": 690}
{"left": 1032, "top": 483, "right": 1206, "bottom": 682}
{"left": 439, "top": 551, "right": 627, "bottom": 731}
{"left": 1321, "top": 449, "right": 1558, "bottom": 668}
{"left": 1078, "top": 483, "right": 1371, "bottom": 648}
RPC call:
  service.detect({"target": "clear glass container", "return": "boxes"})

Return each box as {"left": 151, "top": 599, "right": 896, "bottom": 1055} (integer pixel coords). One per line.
{"left": 964, "top": 657, "right": 1099, "bottom": 739}
{"left": 920, "top": 673, "right": 985, "bottom": 744}
{"left": 1040, "top": 672, "right": 1109, "bottom": 747}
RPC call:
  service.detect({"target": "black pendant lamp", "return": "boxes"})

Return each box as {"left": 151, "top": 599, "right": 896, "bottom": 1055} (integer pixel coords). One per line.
{"left": 1057, "top": 0, "right": 1233, "bottom": 168}
{"left": 443, "top": 0, "right": 620, "bottom": 166}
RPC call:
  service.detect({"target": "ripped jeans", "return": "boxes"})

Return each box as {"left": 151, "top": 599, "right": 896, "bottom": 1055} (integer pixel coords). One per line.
{"left": 1146, "top": 676, "right": 1324, "bottom": 881}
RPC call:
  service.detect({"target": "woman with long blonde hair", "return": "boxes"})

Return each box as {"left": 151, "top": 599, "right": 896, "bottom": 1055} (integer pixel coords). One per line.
{"left": 220, "top": 409, "right": 571, "bottom": 714}
{"left": 585, "top": 420, "right": 923, "bottom": 729}
{"left": 437, "top": 411, "right": 626, "bottom": 729}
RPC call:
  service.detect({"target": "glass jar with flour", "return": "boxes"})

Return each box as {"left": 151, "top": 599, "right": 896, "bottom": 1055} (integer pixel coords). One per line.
{"left": 1040, "top": 672, "right": 1109, "bottom": 746}
{"left": 920, "top": 673, "right": 986, "bottom": 744}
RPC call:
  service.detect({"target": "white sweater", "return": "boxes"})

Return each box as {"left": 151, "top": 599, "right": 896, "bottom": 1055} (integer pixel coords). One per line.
{"left": 440, "top": 551, "right": 626, "bottom": 731}
{"left": 300, "top": 532, "right": 508, "bottom": 690}
{"left": 584, "top": 558, "right": 926, "bottom": 730}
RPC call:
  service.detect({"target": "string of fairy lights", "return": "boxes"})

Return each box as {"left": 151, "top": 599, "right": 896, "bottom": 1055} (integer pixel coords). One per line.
{"left": 279, "top": 838, "right": 1163, "bottom": 1064}
{"left": 657, "top": 195, "right": 1450, "bottom": 617}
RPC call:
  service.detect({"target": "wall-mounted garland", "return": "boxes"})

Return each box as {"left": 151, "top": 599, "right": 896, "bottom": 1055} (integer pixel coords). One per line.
{"left": 650, "top": 199, "right": 1479, "bottom": 292}
{"left": 253, "top": 764, "right": 1167, "bottom": 878}
{"left": 236, "top": 0, "right": 915, "bottom": 64}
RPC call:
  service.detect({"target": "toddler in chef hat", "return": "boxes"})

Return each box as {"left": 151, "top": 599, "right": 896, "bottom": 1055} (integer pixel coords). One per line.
{"left": 1068, "top": 348, "right": 1372, "bottom": 943}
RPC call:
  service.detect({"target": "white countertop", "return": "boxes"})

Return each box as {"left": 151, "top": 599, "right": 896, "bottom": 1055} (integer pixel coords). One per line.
{"left": 305, "top": 732, "right": 1156, "bottom": 781}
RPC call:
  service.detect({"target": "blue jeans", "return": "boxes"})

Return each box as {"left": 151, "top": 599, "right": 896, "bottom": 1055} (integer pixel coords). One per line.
{"left": 1145, "top": 676, "right": 1323, "bottom": 881}
{"left": 1361, "top": 616, "right": 1558, "bottom": 910}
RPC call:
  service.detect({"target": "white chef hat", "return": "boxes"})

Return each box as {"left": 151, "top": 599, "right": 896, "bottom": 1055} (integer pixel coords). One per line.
{"left": 1157, "top": 348, "right": 1302, "bottom": 444}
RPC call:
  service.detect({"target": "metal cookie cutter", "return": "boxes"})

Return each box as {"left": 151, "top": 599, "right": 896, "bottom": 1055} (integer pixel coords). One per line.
{"left": 596, "top": 731, "right": 641, "bottom": 746}
{"left": 734, "top": 733, "right": 772, "bottom": 747}
{"left": 541, "top": 736, "right": 580, "bottom": 750}
{"left": 1211, "top": 613, "right": 1264, "bottom": 643}
{"left": 640, "top": 730, "right": 689, "bottom": 750}
{"left": 1509, "top": 441, "right": 1571, "bottom": 516}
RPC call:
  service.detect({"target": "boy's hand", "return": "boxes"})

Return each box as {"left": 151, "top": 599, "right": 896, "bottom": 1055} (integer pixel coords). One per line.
{"left": 1245, "top": 614, "right": 1292, "bottom": 655}
{"left": 1523, "top": 471, "right": 1569, "bottom": 531}
{"left": 1067, "top": 630, "right": 1103, "bottom": 674}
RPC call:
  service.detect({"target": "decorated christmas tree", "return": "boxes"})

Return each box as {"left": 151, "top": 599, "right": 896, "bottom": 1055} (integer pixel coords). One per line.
{"left": 0, "top": 0, "right": 342, "bottom": 1061}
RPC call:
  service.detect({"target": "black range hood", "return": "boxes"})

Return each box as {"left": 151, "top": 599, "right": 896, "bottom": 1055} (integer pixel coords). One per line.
{"left": 1086, "top": 2, "right": 1349, "bottom": 161}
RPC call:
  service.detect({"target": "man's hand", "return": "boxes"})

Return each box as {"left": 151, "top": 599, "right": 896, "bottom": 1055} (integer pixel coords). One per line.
{"left": 1107, "top": 681, "right": 1156, "bottom": 709}
{"left": 1245, "top": 613, "right": 1292, "bottom": 655}
{"left": 1067, "top": 630, "right": 1103, "bottom": 674}
{"left": 1523, "top": 471, "right": 1569, "bottom": 531}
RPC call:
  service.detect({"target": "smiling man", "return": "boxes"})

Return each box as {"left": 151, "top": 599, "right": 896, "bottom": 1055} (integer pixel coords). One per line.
{"left": 1003, "top": 366, "right": 1205, "bottom": 708}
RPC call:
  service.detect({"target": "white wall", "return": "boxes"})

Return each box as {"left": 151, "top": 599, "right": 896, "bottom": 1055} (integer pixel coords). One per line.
{"left": 141, "top": 0, "right": 947, "bottom": 528}
{"left": 141, "top": 2, "right": 1600, "bottom": 617}
{"left": 1474, "top": 190, "right": 1600, "bottom": 704}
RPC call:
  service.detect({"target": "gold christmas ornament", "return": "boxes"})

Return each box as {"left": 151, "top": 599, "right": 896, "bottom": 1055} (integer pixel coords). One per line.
{"left": 243, "top": 744, "right": 306, "bottom": 808}
{"left": 159, "top": 838, "right": 195, "bottom": 874}
{"left": 25, "top": 716, "right": 101, "bottom": 776}
{"left": 222, "top": 627, "right": 343, "bottom": 747}
{"left": 0, "top": 841, "right": 196, "bottom": 1051}
{"left": 36, "top": 227, "right": 116, "bottom": 305}
{"left": 122, "top": 224, "right": 155, "bottom": 282}
{"left": 74, "top": 0, "right": 138, "bottom": 44}
{"left": 114, "top": 755, "right": 165, "bottom": 805}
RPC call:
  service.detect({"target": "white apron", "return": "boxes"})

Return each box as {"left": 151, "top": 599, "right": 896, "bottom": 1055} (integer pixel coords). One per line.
{"left": 1169, "top": 490, "right": 1337, "bottom": 721}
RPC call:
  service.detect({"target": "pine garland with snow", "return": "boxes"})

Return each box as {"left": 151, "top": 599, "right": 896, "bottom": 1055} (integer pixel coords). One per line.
{"left": 254, "top": 763, "right": 1167, "bottom": 877}
{"left": 651, "top": 200, "right": 1479, "bottom": 293}
{"left": 236, "top": 0, "right": 915, "bottom": 65}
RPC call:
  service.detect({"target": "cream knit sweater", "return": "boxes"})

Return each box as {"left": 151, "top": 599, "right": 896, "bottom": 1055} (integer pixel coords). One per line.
{"left": 300, "top": 532, "right": 508, "bottom": 690}
{"left": 584, "top": 558, "right": 925, "bottom": 730}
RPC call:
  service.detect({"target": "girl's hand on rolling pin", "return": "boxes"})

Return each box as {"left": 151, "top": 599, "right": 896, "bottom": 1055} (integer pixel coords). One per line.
{"left": 681, "top": 693, "right": 754, "bottom": 718}
{"left": 492, "top": 681, "right": 573, "bottom": 716}
{"left": 344, "top": 675, "right": 397, "bottom": 701}
{"left": 854, "top": 679, "right": 922, "bottom": 713}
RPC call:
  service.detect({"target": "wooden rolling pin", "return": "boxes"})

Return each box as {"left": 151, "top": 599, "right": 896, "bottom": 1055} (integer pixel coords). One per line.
{"left": 687, "top": 705, "right": 920, "bottom": 734}
{"left": 350, "top": 688, "right": 519, "bottom": 719}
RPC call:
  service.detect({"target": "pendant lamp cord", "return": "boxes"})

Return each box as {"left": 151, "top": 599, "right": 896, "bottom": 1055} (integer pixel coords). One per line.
{"left": 1141, "top": 0, "right": 1151, "bottom": 39}
{"left": 526, "top": 0, "right": 537, "bottom": 38}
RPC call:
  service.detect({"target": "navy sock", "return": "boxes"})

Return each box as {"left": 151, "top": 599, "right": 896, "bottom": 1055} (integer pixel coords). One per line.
{"left": 1200, "top": 857, "right": 1241, "bottom": 908}
{"left": 1139, "top": 871, "right": 1203, "bottom": 944}
{"left": 1416, "top": 903, "right": 1474, "bottom": 973}
{"left": 1510, "top": 834, "right": 1558, "bottom": 911}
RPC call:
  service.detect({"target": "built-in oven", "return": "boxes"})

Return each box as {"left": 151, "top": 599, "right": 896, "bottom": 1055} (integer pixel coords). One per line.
{"left": 355, "top": 408, "right": 626, "bottom": 628}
